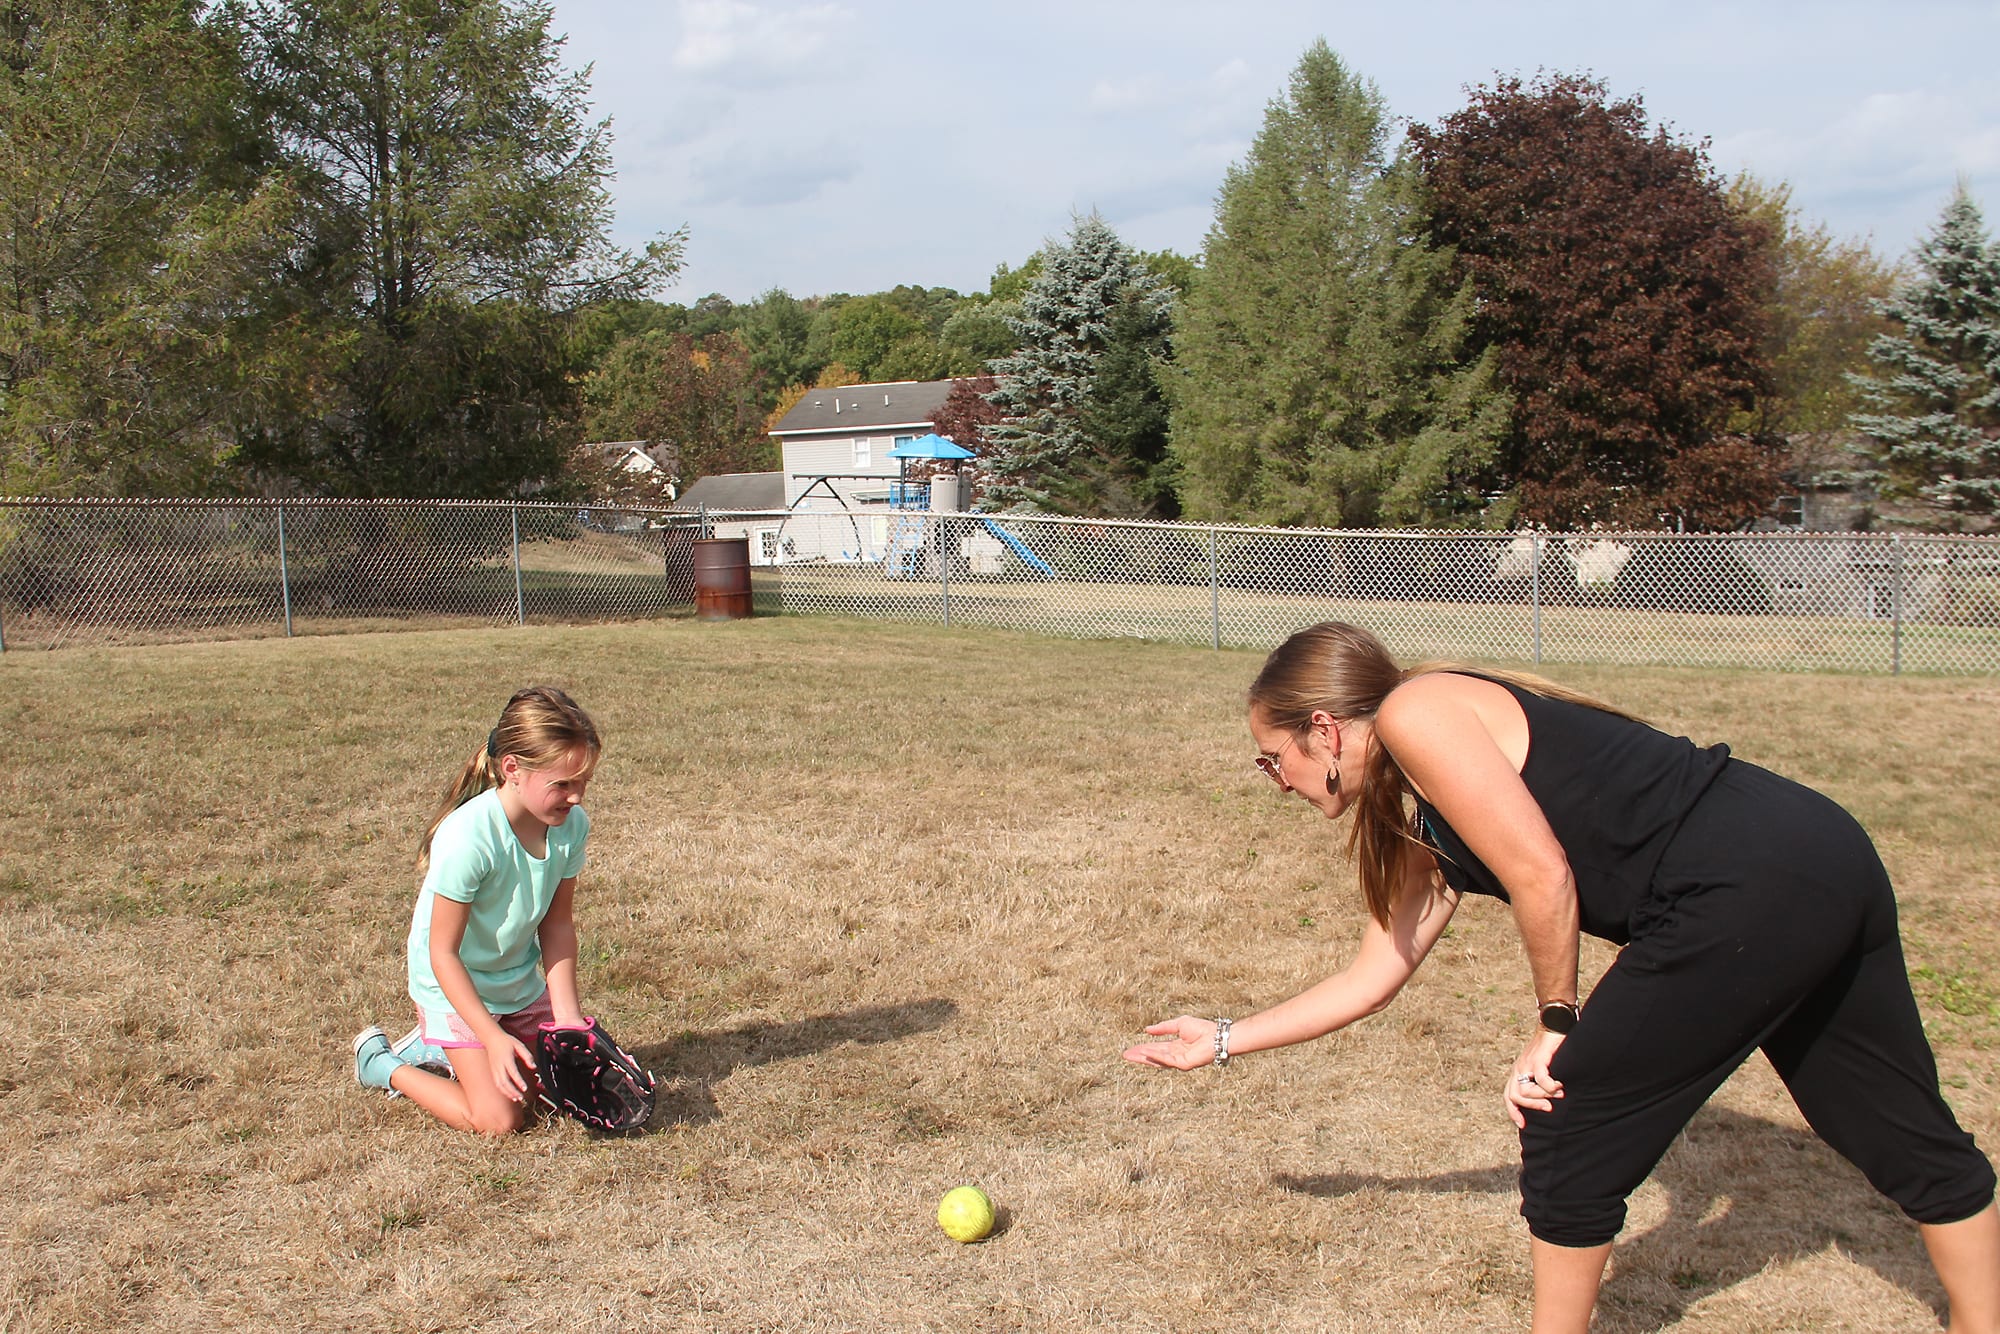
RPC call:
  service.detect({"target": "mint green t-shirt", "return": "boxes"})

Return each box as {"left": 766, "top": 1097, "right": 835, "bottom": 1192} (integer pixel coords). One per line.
{"left": 406, "top": 787, "right": 590, "bottom": 1016}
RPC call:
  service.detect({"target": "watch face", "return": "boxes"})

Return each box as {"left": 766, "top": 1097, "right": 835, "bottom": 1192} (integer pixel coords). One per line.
{"left": 1539, "top": 1002, "right": 1579, "bottom": 1034}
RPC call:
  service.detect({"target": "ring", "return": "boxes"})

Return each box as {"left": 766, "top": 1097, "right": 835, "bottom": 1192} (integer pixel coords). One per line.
{"left": 1516, "top": 1075, "right": 1537, "bottom": 1085}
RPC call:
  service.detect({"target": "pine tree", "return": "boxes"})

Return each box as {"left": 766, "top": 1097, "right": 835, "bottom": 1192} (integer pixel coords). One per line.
{"left": 1849, "top": 186, "right": 2000, "bottom": 525}
{"left": 982, "top": 214, "right": 1173, "bottom": 513}
{"left": 1168, "top": 41, "right": 1505, "bottom": 529}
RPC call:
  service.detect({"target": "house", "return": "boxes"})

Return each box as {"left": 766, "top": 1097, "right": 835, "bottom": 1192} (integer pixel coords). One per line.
{"left": 766, "top": 379, "right": 958, "bottom": 562}
{"left": 668, "top": 471, "right": 789, "bottom": 565}
{"left": 574, "top": 439, "right": 678, "bottom": 509}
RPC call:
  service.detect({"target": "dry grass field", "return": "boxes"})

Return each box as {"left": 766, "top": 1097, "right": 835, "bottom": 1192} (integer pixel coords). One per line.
{"left": 2, "top": 616, "right": 1996, "bottom": 1332}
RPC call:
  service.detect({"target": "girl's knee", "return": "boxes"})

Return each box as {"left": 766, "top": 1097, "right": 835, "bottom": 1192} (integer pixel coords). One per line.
{"left": 467, "top": 1102, "right": 528, "bottom": 1137}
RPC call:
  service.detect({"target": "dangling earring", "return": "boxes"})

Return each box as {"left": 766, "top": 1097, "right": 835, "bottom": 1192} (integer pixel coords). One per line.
{"left": 1325, "top": 763, "right": 1342, "bottom": 795}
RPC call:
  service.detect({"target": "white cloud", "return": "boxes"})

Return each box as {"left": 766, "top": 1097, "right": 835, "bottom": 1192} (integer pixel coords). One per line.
{"left": 672, "top": 0, "right": 851, "bottom": 76}
{"left": 1088, "top": 75, "right": 1167, "bottom": 113}
{"left": 1209, "top": 58, "right": 1251, "bottom": 92}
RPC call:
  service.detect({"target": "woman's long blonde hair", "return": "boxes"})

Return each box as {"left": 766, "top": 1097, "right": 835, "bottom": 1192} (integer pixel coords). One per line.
{"left": 1248, "top": 622, "right": 1631, "bottom": 926}
{"left": 418, "top": 686, "right": 601, "bottom": 872}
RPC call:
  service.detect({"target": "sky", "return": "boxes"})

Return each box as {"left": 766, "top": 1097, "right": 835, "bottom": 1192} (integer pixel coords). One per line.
{"left": 546, "top": 0, "right": 2000, "bottom": 305}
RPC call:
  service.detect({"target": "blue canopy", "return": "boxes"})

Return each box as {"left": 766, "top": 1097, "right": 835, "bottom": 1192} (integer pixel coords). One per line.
{"left": 887, "top": 432, "right": 974, "bottom": 460}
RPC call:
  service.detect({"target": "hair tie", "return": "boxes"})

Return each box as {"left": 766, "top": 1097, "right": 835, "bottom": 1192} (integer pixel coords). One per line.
{"left": 486, "top": 728, "right": 500, "bottom": 759}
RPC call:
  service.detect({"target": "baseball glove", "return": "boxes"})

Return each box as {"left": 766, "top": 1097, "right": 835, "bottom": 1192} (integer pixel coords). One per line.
{"left": 535, "top": 1017, "right": 657, "bottom": 1132}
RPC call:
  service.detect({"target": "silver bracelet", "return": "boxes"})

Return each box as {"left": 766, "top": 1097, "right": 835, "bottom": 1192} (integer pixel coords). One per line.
{"left": 1213, "top": 1017, "right": 1233, "bottom": 1069}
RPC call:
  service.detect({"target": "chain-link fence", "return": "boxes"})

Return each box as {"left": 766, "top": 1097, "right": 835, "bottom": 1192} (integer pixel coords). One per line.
{"left": 5, "top": 498, "right": 1999, "bottom": 674}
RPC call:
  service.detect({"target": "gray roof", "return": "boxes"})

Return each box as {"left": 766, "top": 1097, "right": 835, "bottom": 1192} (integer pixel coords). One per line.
{"left": 768, "top": 379, "right": 955, "bottom": 438}
{"left": 670, "top": 471, "right": 785, "bottom": 511}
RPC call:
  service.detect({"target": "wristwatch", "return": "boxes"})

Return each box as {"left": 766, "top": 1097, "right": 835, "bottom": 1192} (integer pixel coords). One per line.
{"left": 1537, "top": 1000, "right": 1581, "bottom": 1034}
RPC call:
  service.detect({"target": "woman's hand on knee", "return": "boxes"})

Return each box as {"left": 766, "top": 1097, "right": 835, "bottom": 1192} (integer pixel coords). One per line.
{"left": 1507, "top": 1029, "right": 1567, "bottom": 1129}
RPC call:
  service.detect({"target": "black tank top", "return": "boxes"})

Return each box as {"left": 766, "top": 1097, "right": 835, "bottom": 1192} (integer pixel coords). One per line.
{"left": 1410, "top": 676, "right": 1731, "bottom": 944}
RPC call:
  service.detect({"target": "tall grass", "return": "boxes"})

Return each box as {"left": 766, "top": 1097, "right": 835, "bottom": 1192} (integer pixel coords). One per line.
{"left": 1, "top": 618, "right": 1994, "bottom": 1331}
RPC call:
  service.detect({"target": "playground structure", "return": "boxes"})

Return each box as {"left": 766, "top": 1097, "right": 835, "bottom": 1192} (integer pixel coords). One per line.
{"left": 771, "top": 431, "right": 1060, "bottom": 580}
{"left": 884, "top": 437, "right": 1059, "bottom": 580}
{"left": 884, "top": 434, "right": 969, "bottom": 580}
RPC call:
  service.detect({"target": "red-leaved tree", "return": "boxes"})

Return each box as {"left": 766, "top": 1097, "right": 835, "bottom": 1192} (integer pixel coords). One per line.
{"left": 1410, "top": 73, "right": 1778, "bottom": 529}
{"left": 928, "top": 374, "right": 1003, "bottom": 504}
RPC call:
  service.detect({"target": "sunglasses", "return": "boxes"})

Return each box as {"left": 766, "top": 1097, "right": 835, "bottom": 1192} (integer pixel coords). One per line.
{"left": 1253, "top": 732, "right": 1299, "bottom": 782}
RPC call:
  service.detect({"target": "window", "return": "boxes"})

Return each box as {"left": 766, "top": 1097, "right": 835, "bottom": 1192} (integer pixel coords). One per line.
{"left": 853, "top": 437, "right": 871, "bottom": 468}
{"left": 759, "top": 529, "right": 781, "bottom": 561}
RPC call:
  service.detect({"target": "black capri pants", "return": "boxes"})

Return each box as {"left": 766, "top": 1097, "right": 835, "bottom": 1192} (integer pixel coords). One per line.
{"left": 1519, "top": 760, "right": 1995, "bottom": 1248}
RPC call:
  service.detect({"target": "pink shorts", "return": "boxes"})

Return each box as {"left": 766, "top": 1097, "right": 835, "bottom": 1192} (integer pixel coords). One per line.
{"left": 416, "top": 989, "right": 555, "bottom": 1050}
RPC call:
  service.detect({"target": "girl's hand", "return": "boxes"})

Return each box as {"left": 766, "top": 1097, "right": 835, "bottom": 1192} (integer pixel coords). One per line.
{"left": 1506, "top": 1027, "right": 1567, "bottom": 1128}
{"left": 490, "top": 1033, "right": 537, "bottom": 1103}
{"left": 1123, "top": 1016, "right": 1219, "bottom": 1070}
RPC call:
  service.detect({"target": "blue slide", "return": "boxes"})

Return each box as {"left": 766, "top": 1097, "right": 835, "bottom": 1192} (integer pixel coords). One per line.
{"left": 979, "top": 518, "right": 1056, "bottom": 577}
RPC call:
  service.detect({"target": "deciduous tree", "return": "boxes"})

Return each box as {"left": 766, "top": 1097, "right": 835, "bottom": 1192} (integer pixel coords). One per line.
{"left": 234, "top": 0, "right": 681, "bottom": 498}
{"left": 0, "top": 0, "right": 295, "bottom": 495}
{"left": 1410, "top": 73, "right": 1775, "bottom": 529}
{"left": 586, "top": 332, "right": 772, "bottom": 484}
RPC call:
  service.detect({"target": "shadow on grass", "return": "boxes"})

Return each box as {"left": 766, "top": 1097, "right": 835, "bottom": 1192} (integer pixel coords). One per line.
{"left": 627, "top": 997, "right": 959, "bottom": 1132}
{"left": 1272, "top": 1105, "right": 1950, "bottom": 1331}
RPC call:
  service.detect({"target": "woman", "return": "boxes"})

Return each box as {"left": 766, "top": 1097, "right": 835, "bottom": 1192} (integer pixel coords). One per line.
{"left": 1125, "top": 622, "right": 1999, "bottom": 1333}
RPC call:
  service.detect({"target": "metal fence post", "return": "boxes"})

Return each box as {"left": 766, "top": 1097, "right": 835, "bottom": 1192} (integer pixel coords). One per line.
{"left": 1209, "top": 528, "right": 1221, "bottom": 650}
{"left": 277, "top": 504, "right": 294, "bottom": 637}
{"left": 512, "top": 506, "right": 525, "bottom": 626}
{"left": 1530, "top": 532, "right": 1544, "bottom": 665}
{"left": 939, "top": 515, "right": 951, "bottom": 629}
{"left": 1892, "top": 534, "right": 1904, "bottom": 676}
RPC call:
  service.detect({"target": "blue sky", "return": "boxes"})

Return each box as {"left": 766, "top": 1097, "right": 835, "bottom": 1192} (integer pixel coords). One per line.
{"left": 547, "top": 0, "right": 2000, "bottom": 304}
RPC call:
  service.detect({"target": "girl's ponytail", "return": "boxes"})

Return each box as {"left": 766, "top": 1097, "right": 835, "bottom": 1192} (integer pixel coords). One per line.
{"left": 417, "top": 686, "right": 601, "bottom": 872}
{"left": 418, "top": 748, "right": 502, "bottom": 873}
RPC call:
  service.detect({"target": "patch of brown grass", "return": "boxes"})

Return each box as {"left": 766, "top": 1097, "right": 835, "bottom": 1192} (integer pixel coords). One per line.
{"left": 0, "top": 619, "right": 1993, "bottom": 1331}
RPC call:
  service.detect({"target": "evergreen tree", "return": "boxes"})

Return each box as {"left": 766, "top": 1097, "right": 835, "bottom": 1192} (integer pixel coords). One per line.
{"left": 1849, "top": 186, "right": 2000, "bottom": 525}
{"left": 983, "top": 213, "right": 1173, "bottom": 513}
{"left": 1168, "top": 41, "right": 1505, "bottom": 529}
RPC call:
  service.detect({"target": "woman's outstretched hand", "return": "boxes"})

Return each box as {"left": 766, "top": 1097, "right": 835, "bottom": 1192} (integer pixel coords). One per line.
{"left": 1123, "top": 1016, "right": 1219, "bottom": 1070}
{"left": 1505, "top": 1028, "right": 1567, "bottom": 1128}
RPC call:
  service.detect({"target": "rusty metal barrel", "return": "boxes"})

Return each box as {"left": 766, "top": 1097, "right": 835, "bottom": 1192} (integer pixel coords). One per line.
{"left": 692, "top": 536, "right": 753, "bottom": 620}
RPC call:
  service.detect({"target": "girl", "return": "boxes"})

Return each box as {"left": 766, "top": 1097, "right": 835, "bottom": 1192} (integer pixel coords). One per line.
{"left": 1126, "top": 622, "right": 2000, "bottom": 1334}
{"left": 352, "top": 685, "right": 600, "bottom": 1136}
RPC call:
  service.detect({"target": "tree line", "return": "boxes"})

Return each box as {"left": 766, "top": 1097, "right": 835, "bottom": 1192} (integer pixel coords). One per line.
{"left": 5, "top": 12, "right": 1995, "bottom": 533}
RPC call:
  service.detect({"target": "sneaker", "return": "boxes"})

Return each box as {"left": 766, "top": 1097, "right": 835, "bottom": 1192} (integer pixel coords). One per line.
{"left": 352, "top": 1026, "right": 401, "bottom": 1091}
{"left": 387, "top": 1026, "right": 454, "bottom": 1100}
